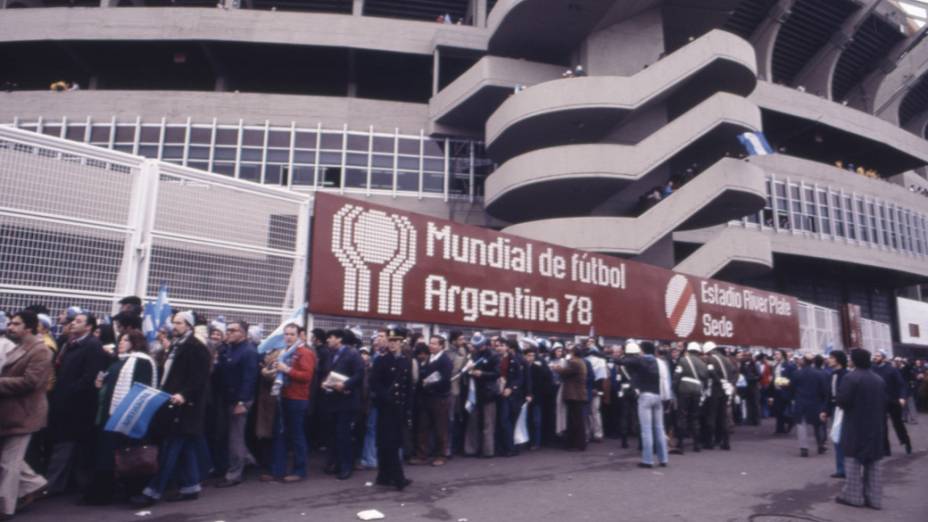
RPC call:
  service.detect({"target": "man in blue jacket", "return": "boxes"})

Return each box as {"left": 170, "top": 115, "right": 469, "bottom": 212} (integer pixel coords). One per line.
{"left": 320, "top": 329, "right": 364, "bottom": 480}
{"left": 215, "top": 320, "right": 258, "bottom": 487}
{"left": 872, "top": 351, "right": 912, "bottom": 455}
{"left": 790, "top": 353, "right": 829, "bottom": 458}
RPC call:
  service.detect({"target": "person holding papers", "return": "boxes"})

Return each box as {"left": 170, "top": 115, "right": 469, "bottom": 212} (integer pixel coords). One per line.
{"left": 320, "top": 329, "right": 363, "bottom": 481}
{"left": 131, "top": 311, "right": 210, "bottom": 507}
{"left": 409, "top": 335, "right": 453, "bottom": 467}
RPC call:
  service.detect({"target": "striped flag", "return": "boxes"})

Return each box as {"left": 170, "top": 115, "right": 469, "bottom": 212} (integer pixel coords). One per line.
{"left": 142, "top": 283, "right": 172, "bottom": 344}
{"left": 737, "top": 131, "right": 774, "bottom": 156}
{"left": 258, "top": 305, "right": 306, "bottom": 354}
{"left": 104, "top": 382, "right": 171, "bottom": 439}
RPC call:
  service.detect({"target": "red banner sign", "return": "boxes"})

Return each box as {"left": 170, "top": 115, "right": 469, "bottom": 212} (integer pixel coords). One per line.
{"left": 308, "top": 193, "right": 800, "bottom": 347}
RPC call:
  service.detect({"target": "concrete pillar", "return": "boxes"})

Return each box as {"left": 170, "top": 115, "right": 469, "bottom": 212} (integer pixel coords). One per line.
{"left": 347, "top": 49, "right": 357, "bottom": 97}
{"left": 432, "top": 48, "right": 440, "bottom": 96}
{"left": 353, "top": 0, "right": 363, "bottom": 16}
{"left": 474, "top": 0, "right": 488, "bottom": 27}
{"left": 215, "top": 76, "right": 228, "bottom": 93}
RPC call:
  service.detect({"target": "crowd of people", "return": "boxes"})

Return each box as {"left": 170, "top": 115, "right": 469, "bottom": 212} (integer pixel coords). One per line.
{"left": 1, "top": 299, "right": 926, "bottom": 519}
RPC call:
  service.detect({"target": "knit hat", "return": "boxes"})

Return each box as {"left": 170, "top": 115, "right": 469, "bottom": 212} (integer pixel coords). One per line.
{"left": 37, "top": 313, "right": 53, "bottom": 331}
{"left": 65, "top": 305, "right": 83, "bottom": 321}
{"left": 470, "top": 332, "right": 488, "bottom": 348}
{"left": 209, "top": 315, "right": 227, "bottom": 335}
{"left": 176, "top": 310, "right": 195, "bottom": 327}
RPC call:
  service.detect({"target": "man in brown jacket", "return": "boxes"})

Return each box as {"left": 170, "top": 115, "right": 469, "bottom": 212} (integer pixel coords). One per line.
{"left": 1, "top": 310, "right": 54, "bottom": 520}
{"left": 552, "top": 344, "right": 588, "bottom": 451}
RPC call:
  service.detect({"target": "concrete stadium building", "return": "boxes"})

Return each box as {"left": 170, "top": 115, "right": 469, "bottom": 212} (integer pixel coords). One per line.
{"left": 3, "top": 0, "right": 928, "bottom": 354}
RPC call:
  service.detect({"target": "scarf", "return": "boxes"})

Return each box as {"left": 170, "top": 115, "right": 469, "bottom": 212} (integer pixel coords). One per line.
{"left": 161, "top": 331, "right": 191, "bottom": 387}
{"left": 272, "top": 343, "right": 301, "bottom": 396}
{"left": 110, "top": 351, "right": 158, "bottom": 414}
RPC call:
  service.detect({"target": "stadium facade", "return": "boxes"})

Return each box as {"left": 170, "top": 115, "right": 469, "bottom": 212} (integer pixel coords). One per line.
{"left": 2, "top": 0, "right": 928, "bottom": 354}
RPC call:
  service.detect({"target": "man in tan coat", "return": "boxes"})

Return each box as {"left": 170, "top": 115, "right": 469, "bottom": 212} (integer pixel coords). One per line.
{"left": 552, "top": 344, "right": 588, "bottom": 451}
{"left": 0, "top": 310, "right": 53, "bottom": 520}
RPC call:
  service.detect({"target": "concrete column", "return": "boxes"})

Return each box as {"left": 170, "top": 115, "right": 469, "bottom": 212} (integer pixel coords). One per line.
{"left": 474, "top": 0, "right": 488, "bottom": 27}
{"left": 432, "top": 48, "right": 440, "bottom": 96}
{"left": 215, "top": 76, "right": 228, "bottom": 93}
{"left": 792, "top": 0, "right": 883, "bottom": 99}
{"left": 353, "top": 0, "right": 363, "bottom": 16}
{"left": 347, "top": 49, "right": 358, "bottom": 97}
{"left": 751, "top": 0, "right": 797, "bottom": 82}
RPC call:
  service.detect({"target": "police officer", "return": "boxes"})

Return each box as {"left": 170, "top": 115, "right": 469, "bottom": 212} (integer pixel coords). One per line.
{"left": 703, "top": 342, "right": 738, "bottom": 450}
{"left": 615, "top": 342, "right": 639, "bottom": 449}
{"left": 370, "top": 328, "right": 414, "bottom": 490}
{"left": 672, "top": 342, "right": 708, "bottom": 454}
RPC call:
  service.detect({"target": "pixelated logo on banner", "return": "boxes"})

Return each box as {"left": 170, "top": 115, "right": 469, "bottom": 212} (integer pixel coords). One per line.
{"left": 331, "top": 204, "right": 417, "bottom": 316}
{"left": 665, "top": 274, "right": 697, "bottom": 338}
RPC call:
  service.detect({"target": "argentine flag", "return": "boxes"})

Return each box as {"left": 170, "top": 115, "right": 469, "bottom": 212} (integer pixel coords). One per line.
{"left": 104, "top": 383, "right": 171, "bottom": 439}
{"left": 142, "top": 283, "right": 172, "bottom": 344}
{"left": 258, "top": 305, "right": 306, "bottom": 354}
{"left": 737, "top": 131, "right": 774, "bottom": 156}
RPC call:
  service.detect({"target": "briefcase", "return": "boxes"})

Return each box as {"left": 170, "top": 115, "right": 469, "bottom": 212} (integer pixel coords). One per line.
{"left": 114, "top": 445, "right": 159, "bottom": 479}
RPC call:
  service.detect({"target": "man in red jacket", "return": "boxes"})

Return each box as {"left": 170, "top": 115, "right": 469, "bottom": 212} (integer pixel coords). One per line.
{"left": 270, "top": 324, "right": 316, "bottom": 482}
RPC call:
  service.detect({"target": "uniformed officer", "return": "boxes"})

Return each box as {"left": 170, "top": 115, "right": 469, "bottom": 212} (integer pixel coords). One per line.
{"left": 370, "top": 328, "right": 414, "bottom": 490}
{"left": 672, "top": 342, "right": 708, "bottom": 454}
{"left": 615, "top": 342, "right": 640, "bottom": 449}
{"left": 703, "top": 342, "right": 738, "bottom": 450}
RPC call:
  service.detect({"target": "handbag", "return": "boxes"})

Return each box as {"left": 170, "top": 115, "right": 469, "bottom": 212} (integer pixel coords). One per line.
{"left": 114, "top": 444, "right": 159, "bottom": 479}
{"left": 830, "top": 407, "right": 843, "bottom": 445}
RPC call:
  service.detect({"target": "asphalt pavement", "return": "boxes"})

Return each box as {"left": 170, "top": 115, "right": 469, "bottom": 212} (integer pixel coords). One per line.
{"left": 14, "top": 414, "right": 927, "bottom": 522}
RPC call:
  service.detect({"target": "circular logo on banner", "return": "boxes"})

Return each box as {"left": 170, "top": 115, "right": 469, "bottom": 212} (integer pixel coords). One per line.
{"left": 664, "top": 274, "right": 697, "bottom": 338}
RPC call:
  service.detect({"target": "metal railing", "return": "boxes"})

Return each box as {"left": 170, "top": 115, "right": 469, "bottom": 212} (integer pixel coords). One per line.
{"left": 0, "top": 125, "right": 310, "bottom": 327}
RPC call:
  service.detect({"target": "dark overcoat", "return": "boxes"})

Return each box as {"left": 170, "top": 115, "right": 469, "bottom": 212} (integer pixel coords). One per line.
{"left": 837, "top": 368, "right": 887, "bottom": 463}
{"left": 154, "top": 334, "right": 212, "bottom": 437}
{"left": 49, "top": 335, "right": 110, "bottom": 442}
{"left": 370, "top": 352, "right": 413, "bottom": 450}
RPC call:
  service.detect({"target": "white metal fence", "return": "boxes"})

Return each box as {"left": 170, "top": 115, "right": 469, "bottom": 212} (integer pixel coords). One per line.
{"left": 0, "top": 126, "right": 310, "bottom": 327}
{"left": 798, "top": 300, "right": 893, "bottom": 354}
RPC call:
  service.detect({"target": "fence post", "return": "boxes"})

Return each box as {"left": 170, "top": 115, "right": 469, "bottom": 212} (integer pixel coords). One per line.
{"left": 112, "top": 159, "right": 155, "bottom": 313}
{"left": 133, "top": 160, "right": 162, "bottom": 300}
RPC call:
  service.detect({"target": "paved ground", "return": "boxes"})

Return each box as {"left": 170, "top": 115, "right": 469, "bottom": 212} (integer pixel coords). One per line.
{"left": 15, "top": 415, "right": 927, "bottom": 522}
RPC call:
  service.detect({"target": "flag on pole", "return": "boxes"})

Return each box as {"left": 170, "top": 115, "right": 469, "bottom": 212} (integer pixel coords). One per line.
{"left": 104, "top": 382, "right": 171, "bottom": 439}
{"left": 737, "top": 131, "right": 774, "bottom": 156}
{"left": 258, "top": 305, "right": 306, "bottom": 354}
{"left": 142, "top": 283, "right": 172, "bottom": 344}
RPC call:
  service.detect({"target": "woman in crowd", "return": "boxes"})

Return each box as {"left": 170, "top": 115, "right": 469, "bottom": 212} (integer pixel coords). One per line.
{"left": 83, "top": 330, "right": 157, "bottom": 505}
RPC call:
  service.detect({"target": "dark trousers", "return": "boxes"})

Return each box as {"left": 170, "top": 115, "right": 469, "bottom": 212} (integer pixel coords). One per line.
{"left": 744, "top": 385, "right": 760, "bottom": 425}
{"left": 676, "top": 393, "right": 701, "bottom": 450}
{"left": 326, "top": 410, "right": 356, "bottom": 475}
{"left": 617, "top": 395, "right": 638, "bottom": 444}
{"left": 883, "top": 401, "right": 910, "bottom": 455}
{"left": 565, "top": 400, "right": 587, "bottom": 451}
{"left": 496, "top": 395, "right": 521, "bottom": 456}
{"left": 773, "top": 392, "right": 793, "bottom": 433}
{"left": 272, "top": 399, "right": 309, "bottom": 478}
{"left": 375, "top": 406, "right": 406, "bottom": 486}
{"left": 416, "top": 396, "right": 451, "bottom": 459}
{"left": 704, "top": 395, "right": 729, "bottom": 448}
{"left": 528, "top": 402, "right": 543, "bottom": 448}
